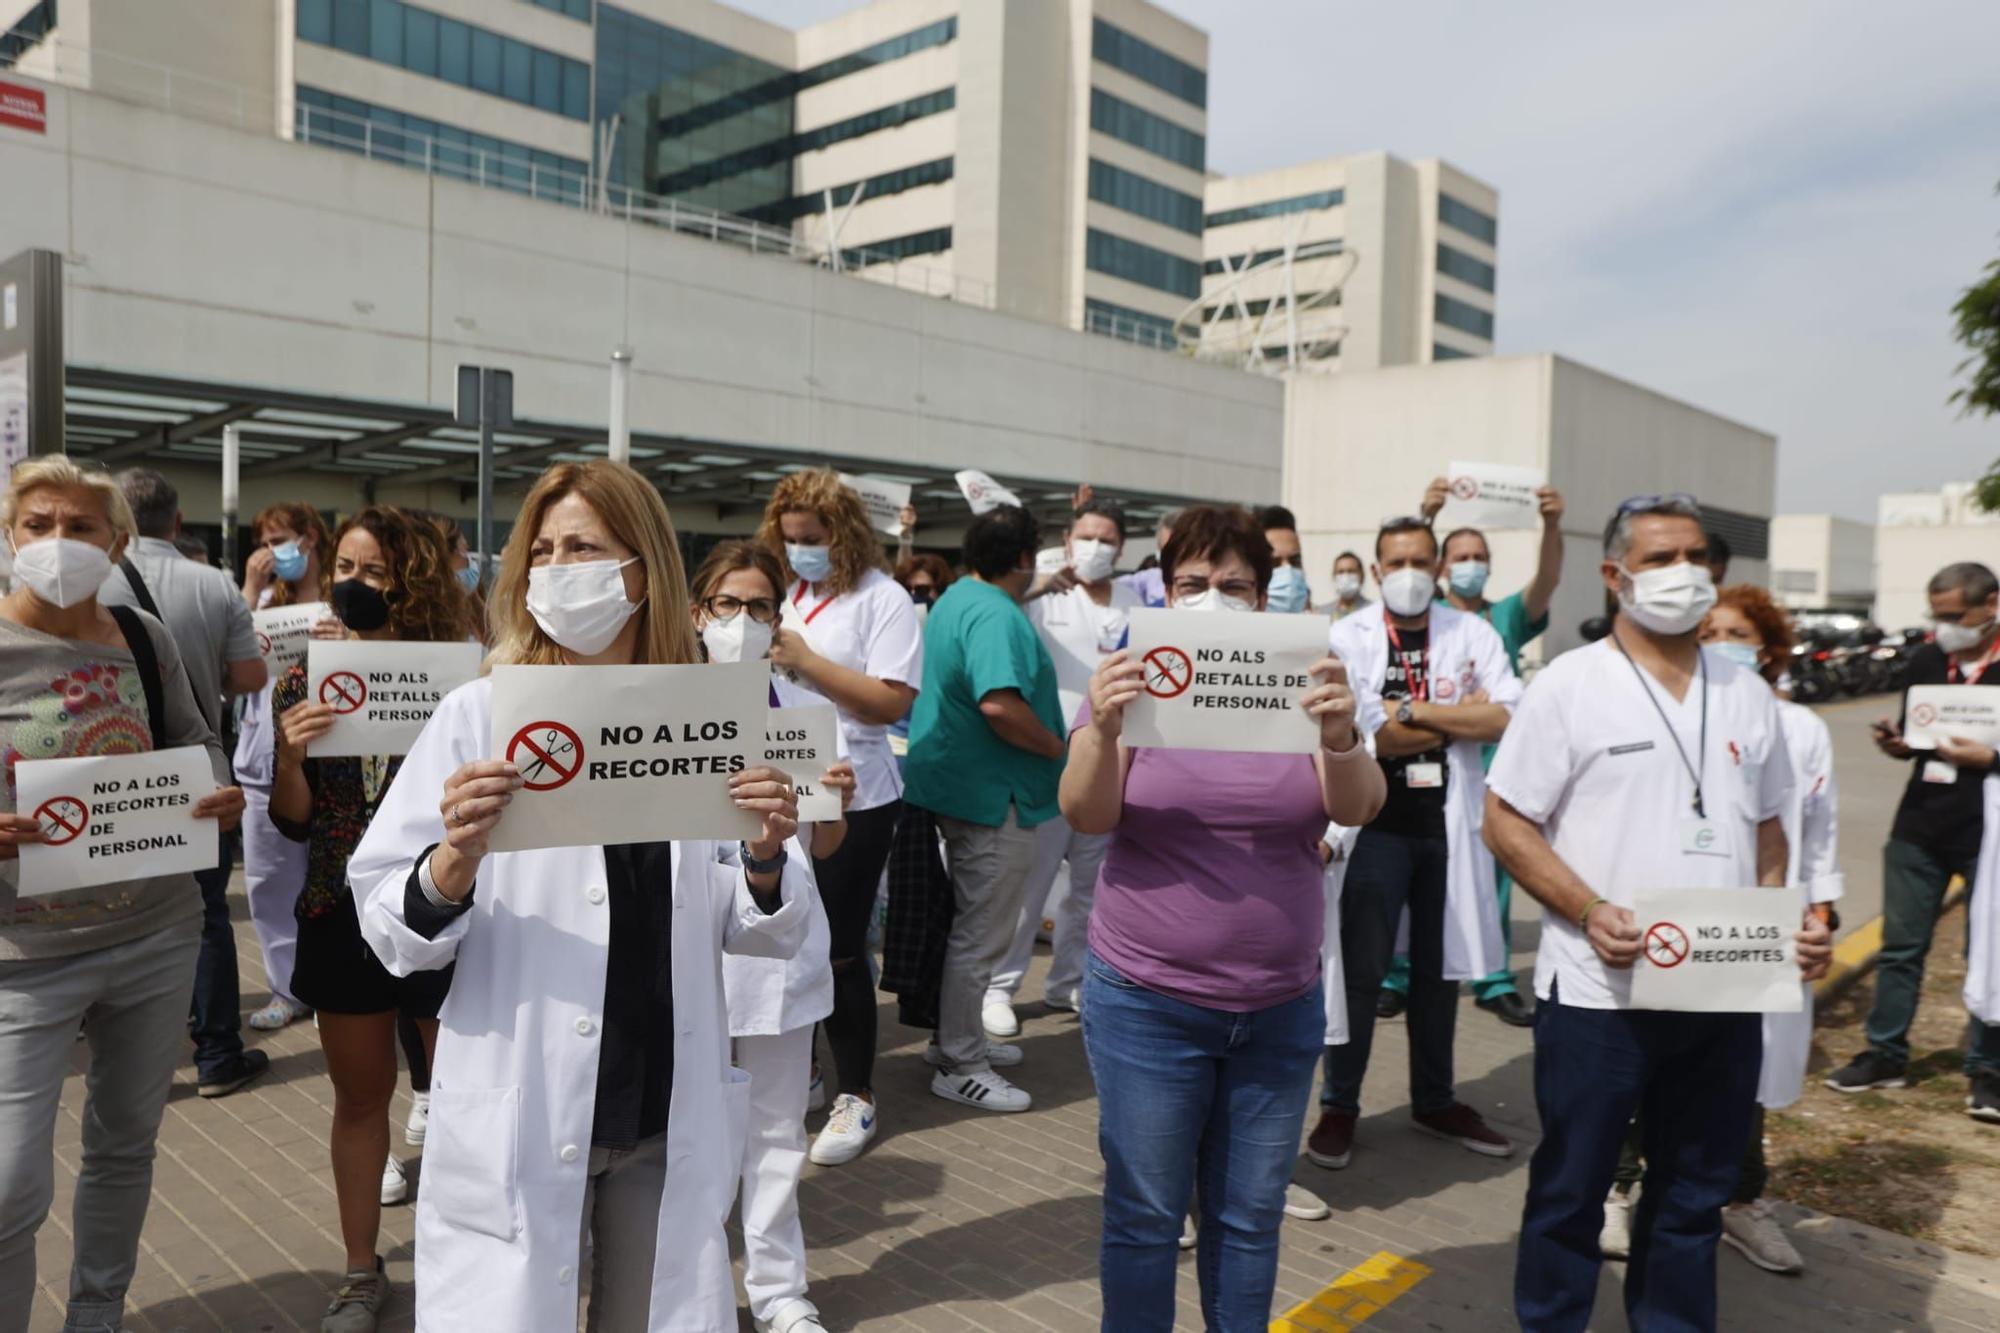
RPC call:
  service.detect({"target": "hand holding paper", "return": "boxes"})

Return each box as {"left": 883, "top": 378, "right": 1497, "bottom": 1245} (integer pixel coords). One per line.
{"left": 1302, "top": 655, "right": 1360, "bottom": 751}
{"left": 729, "top": 766, "right": 800, "bottom": 860}
{"left": 1796, "top": 910, "right": 1833, "bottom": 982}
{"left": 429, "top": 759, "right": 523, "bottom": 901}
{"left": 0, "top": 811, "right": 42, "bottom": 860}
{"left": 1085, "top": 650, "right": 1147, "bottom": 741}
{"left": 1585, "top": 901, "right": 1643, "bottom": 969}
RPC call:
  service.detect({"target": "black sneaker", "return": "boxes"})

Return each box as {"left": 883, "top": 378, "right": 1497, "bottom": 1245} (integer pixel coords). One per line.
{"left": 197, "top": 1048, "right": 270, "bottom": 1099}
{"left": 1477, "top": 991, "right": 1537, "bottom": 1028}
{"left": 1376, "top": 988, "right": 1408, "bottom": 1020}
{"left": 1968, "top": 1074, "right": 2000, "bottom": 1125}
{"left": 1823, "top": 1050, "right": 1908, "bottom": 1094}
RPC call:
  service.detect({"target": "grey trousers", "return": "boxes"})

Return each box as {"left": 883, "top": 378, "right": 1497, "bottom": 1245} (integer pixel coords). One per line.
{"left": 0, "top": 914, "right": 201, "bottom": 1333}
{"left": 578, "top": 1132, "right": 667, "bottom": 1332}
{"left": 935, "top": 808, "right": 1040, "bottom": 1071}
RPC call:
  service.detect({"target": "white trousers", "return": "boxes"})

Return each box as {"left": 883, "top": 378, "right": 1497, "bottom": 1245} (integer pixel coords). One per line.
{"left": 240, "top": 786, "right": 306, "bottom": 1004}
{"left": 735, "top": 1024, "right": 815, "bottom": 1323}
{"left": 986, "top": 817, "right": 1111, "bottom": 1009}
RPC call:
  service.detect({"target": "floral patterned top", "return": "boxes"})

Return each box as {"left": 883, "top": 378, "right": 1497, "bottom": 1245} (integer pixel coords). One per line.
{"left": 270, "top": 663, "right": 402, "bottom": 921}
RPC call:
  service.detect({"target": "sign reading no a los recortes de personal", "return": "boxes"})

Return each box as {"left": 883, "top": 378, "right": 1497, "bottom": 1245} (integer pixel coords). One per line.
{"left": 764, "top": 705, "right": 842, "bottom": 823}
{"left": 1629, "top": 887, "right": 1803, "bottom": 1013}
{"left": 252, "top": 601, "right": 329, "bottom": 675}
{"left": 487, "top": 661, "right": 767, "bottom": 852}
{"left": 14, "top": 746, "right": 217, "bottom": 895}
{"left": 1119, "top": 607, "right": 1329, "bottom": 755}
{"left": 306, "top": 640, "right": 482, "bottom": 756}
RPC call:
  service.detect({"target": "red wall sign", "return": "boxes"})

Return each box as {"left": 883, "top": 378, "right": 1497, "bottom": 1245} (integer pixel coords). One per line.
{"left": 0, "top": 81, "right": 47, "bottom": 135}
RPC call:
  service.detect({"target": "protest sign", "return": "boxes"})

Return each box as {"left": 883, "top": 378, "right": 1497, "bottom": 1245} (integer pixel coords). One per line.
{"left": 1119, "top": 607, "right": 1328, "bottom": 754}
{"left": 955, "top": 469, "right": 1021, "bottom": 514}
{"left": 306, "top": 640, "right": 482, "bottom": 756}
{"left": 1903, "top": 685, "right": 2000, "bottom": 751}
{"left": 839, "top": 473, "right": 912, "bottom": 537}
{"left": 1439, "top": 461, "right": 1546, "bottom": 532}
{"left": 1629, "top": 887, "right": 1802, "bottom": 1013}
{"left": 488, "top": 661, "right": 766, "bottom": 852}
{"left": 15, "top": 746, "right": 216, "bottom": 895}
{"left": 764, "top": 705, "right": 841, "bottom": 823}
{"left": 252, "top": 601, "right": 330, "bottom": 674}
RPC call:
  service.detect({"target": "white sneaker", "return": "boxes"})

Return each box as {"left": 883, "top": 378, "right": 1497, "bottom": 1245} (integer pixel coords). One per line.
{"left": 1179, "top": 1215, "right": 1196, "bottom": 1250}
{"left": 1283, "top": 1182, "right": 1330, "bottom": 1221}
{"left": 380, "top": 1156, "right": 408, "bottom": 1206}
{"left": 924, "top": 1040, "right": 1023, "bottom": 1069}
{"left": 809, "top": 1093, "right": 877, "bottom": 1166}
{"left": 1722, "top": 1200, "right": 1804, "bottom": 1274}
{"left": 1599, "top": 1185, "right": 1636, "bottom": 1260}
{"left": 405, "top": 1091, "right": 430, "bottom": 1147}
{"left": 755, "top": 1296, "right": 829, "bottom": 1333}
{"left": 982, "top": 999, "right": 1021, "bottom": 1038}
{"left": 1043, "top": 990, "right": 1080, "bottom": 1014}
{"left": 931, "top": 1067, "right": 1031, "bottom": 1113}
{"left": 807, "top": 1067, "right": 826, "bottom": 1113}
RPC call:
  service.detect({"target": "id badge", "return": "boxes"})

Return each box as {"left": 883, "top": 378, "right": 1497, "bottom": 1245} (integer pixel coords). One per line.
{"left": 1922, "top": 759, "right": 1959, "bottom": 786}
{"left": 1405, "top": 762, "right": 1444, "bottom": 789}
{"left": 1680, "top": 818, "right": 1728, "bottom": 857}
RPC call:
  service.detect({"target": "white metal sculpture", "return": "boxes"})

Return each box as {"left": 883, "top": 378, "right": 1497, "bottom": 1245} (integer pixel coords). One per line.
{"left": 1174, "top": 215, "right": 1358, "bottom": 376}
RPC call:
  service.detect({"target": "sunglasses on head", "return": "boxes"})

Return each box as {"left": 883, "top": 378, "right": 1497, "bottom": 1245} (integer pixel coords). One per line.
{"left": 1615, "top": 492, "right": 1699, "bottom": 516}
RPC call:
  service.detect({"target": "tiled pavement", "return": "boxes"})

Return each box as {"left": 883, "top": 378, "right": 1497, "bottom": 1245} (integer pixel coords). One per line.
{"left": 29, "top": 880, "right": 2000, "bottom": 1332}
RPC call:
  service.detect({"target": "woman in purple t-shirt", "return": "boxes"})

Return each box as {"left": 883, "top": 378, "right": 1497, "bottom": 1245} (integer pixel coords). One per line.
{"left": 1061, "top": 505, "right": 1385, "bottom": 1331}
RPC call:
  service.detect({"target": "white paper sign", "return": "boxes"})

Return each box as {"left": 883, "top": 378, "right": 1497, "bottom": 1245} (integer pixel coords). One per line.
{"left": 1903, "top": 685, "right": 2000, "bottom": 751}
{"left": 305, "top": 640, "right": 482, "bottom": 756}
{"left": 1120, "top": 607, "right": 1329, "bottom": 754}
{"left": 1034, "top": 546, "right": 1069, "bottom": 576}
{"left": 955, "top": 469, "right": 1022, "bottom": 515}
{"left": 1629, "top": 887, "right": 1802, "bottom": 1013}
{"left": 1440, "top": 461, "right": 1546, "bottom": 532}
{"left": 764, "top": 705, "right": 841, "bottom": 823}
{"left": 252, "top": 601, "right": 330, "bottom": 675}
{"left": 15, "top": 746, "right": 217, "bottom": 895}
{"left": 487, "top": 661, "right": 765, "bottom": 852}
{"left": 839, "top": 473, "right": 912, "bottom": 537}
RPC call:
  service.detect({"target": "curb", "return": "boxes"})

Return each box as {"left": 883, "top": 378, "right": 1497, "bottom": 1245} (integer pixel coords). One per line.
{"left": 1813, "top": 877, "right": 1968, "bottom": 1002}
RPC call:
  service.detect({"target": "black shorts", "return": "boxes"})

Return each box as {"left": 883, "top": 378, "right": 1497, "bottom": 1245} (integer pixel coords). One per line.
{"left": 290, "top": 895, "right": 453, "bottom": 1017}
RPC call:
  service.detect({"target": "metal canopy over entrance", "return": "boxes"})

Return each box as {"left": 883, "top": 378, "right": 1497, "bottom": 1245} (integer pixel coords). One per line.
{"left": 59, "top": 366, "right": 1193, "bottom": 528}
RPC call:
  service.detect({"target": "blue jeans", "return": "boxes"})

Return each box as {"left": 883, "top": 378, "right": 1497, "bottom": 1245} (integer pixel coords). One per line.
{"left": 189, "top": 833, "right": 246, "bottom": 1081}
{"left": 1515, "top": 990, "right": 1761, "bottom": 1333}
{"left": 1082, "top": 951, "right": 1322, "bottom": 1333}
{"left": 1865, "top": 837, "right": 2000, "bottom": 1075}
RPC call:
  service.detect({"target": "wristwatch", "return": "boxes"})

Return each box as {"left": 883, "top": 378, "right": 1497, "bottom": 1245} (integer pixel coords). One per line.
{"left": 1396, "top": 700, "right": 1415, "bottom": 725}
{"left": 739, "top": 841, "right": 788, "bottom": 876}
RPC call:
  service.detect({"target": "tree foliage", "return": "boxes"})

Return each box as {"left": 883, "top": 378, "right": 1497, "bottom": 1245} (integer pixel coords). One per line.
{"left": 1952, "top": 190, "right": 2000, "bottom": 512}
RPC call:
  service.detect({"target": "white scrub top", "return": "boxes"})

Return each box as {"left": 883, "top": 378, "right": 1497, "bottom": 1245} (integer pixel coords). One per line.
{"left": 785, "top": 567, "right": 923, "bottom": 813}
{"left": 1026, "top": 581, "right": 1138, "bottom": 730}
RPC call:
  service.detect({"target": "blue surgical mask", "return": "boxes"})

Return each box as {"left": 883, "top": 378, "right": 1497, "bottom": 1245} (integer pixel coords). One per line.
{"left": 456, "top": 565, "right": 481, "bottom": 594}
{"left": 1447, "top": 560, "right": 1490, "bottom": 598}
{"left": 1266, "top": 565, "right": 1309, "bottom": 614}
{"left": 786, "top": 543, "right": 833, "bottom": 586}
{"left": 1711, "top": 641, "right": 1763, "bottom": 673}
{"left": 271, "top": 540, "right": 307, "bottom": 582}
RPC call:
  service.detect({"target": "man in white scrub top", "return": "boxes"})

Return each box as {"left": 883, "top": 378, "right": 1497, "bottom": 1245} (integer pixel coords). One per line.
{"left": 1483, "top": 495, "right": 1832, "bottom": 1333}
{"left": 985, "top": 497, "right": 1138, "bottom": 1035}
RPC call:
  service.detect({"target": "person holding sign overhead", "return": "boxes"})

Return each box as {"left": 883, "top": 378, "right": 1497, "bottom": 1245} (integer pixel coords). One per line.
{"left": 1061, "top": 504, "right": 1383, "bottom": 1331}
{"left": 0, "top": 456, "right": 243, "bottom": 1333}
{"left": 755, "top": 470, "right": 923, "bottom": 1167}
{"left": 1482, "top": 495, "right": 1832, "bottom": 1332}
{"left": 349, "top": 461, "right": 812, "bottom": 1333}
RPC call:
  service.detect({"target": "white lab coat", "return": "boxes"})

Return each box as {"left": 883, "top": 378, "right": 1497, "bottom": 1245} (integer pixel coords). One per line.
{"left": 1966, "top": 774, "right": 2000, "bottom": 1026}
{"left": 1321, "top": 823, "right": 1360, "bottom": 1046}
{"left": 1759, "top": 700, "right": 1845, "bottom": 1108}
{"left": 1330, "top": 604, "right": 1520, "bottom": 980}
{"left": 350, "top": 676, "right": 811, "bottom": 1333}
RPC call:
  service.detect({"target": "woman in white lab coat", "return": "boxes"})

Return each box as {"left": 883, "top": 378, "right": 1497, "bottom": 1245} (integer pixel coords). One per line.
{"left": 349, "top": 461, "right": 813, "bottom": 1333}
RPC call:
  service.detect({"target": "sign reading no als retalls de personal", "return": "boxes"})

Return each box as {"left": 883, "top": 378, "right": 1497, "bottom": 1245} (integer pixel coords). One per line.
{"left": 487, "top": 661, "right": 767, "bottom": 852}
{"left": 306, "top": 640, "right": 483, "bottom": 756}
{"left": 1903, "top": 685, "right": 2000, "bottom": 750}
{"left": 14, "top": 746, "right": 218, "bottom": 895}
{"left": 1119, "top": 607, "right": 1329, "bottom": 754}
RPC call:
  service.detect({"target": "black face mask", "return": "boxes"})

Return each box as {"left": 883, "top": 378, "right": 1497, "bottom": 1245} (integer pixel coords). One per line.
{"left": 910, "top": 589, "right": 934, "bottom": 607}
{"left": 331, "top": 578, "right": 392, "bottom": 632}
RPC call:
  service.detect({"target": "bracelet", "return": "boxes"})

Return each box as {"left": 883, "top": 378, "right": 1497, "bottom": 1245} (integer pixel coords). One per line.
{"left": 1578, "top": 896, "right": 1610, "bottom": 930}
{"left": 740, "top": 840, "right": 788, "bottom": 876}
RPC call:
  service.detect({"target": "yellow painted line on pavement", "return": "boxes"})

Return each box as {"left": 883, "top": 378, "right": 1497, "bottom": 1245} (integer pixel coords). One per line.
{"left": 1270, "top": 1250, "right": 1431, "bottom": 1332}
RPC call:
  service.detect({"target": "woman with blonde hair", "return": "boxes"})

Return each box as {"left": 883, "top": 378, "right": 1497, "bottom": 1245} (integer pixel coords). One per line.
{"left": 755, "top": 469, "right": 922, "bottom": 1166}
{"left": 0, "top": 456, "right": 243, "bottom": 1333}
{"left": 350, "top": 461, "right": 811, "bottom": 1331}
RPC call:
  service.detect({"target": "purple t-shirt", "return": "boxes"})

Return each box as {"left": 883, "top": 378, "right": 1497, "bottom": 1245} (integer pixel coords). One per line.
{"left": 1085, "top": 721, "right": 1328, "bottom": 1012}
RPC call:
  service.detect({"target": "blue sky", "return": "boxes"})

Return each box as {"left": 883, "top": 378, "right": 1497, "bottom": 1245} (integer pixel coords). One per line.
{"left": 733, "top": 0, "right": 2000, "bottom": 521}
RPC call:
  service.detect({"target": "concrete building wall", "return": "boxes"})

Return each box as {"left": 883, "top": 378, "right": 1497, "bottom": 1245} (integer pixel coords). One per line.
{"left": 1877, "top": 525, "right": 2000, "bottom": 632}
{"left": 1771, "top": 514, "right": 1876, "bottom": 611}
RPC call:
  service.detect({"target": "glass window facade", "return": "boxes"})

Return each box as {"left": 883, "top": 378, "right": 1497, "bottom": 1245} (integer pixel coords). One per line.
{"left": 1091, "top": 19, "right": 1205, "bottom": 108}
{"left": 1434, "top": 293, "right": 1495, "bottom": 341}
{"left": 1084, "top": 298, "right": 1180, "bottom": 349}
{"left": 1204, "top": 239, "right": 1343, "bottom": 277}
{"left": 746, "top": 157, "right": 955, "bottom": 226}
{"left": 298, "top": 0, "right": 588, "bottom": 120}
{"left": 839, "top": 226, "right": 952, "bottom": 269}
{"left": 1089, "top": 89, "right": 1204, "bottom": 173}
{"left": 1204, "top": 188, "right": 1342, "bottom": 230}
{"left": 0, "top": 0, "right": 57, "bottom": 69}
{"left": 1086, "top": 228, "right": 1201, "bottom": 300}
{"left": 294, "top": 85, "right": 590, "bottom": 205}
{"left": 1200, "top": 291, "right": 1339, "bottom": 322}
{"left": 1087, "top": 159, "right": 1201, "bottom": 236}
{"left": 1432, "top": 342, "right": 1472, "bottom": 361}
{"left": 1436, "top": 243, "right": 1496, "bottom": 293}
{"left": 1438, "top": 193, "right": 1498, "bottom": 245}
{"left": 524, "top": 0, "right": 591, "bottom": 19}
{"left": 645, "top": 88, "right": 955, "bottom": 206}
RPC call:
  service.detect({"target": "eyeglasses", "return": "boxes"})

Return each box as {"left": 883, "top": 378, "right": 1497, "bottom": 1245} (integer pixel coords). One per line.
{"left": 1171, "top": 576, "right": 1260, "bottom": 601}
{"left": 702, "top": 594, "right": 779, "bottom": 625}
{"left": 1615, "top": 492, "right": 1699, "bottom": 516}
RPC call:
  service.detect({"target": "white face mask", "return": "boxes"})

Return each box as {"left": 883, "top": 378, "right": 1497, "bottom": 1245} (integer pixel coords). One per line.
{"left": 1379, "top": 567, "right": 1436, "bottom": 618}
{"left": 1332, "top": 572, "right": 1363, "bottom": 601}
{"left": 1266, "top": 565, "right": 1309, "bottom": 613}
{"left": 1709, "top": 640, "right": 1763, "bottom": 673}
{"left": 1069, "top": 538, "right": 1117, "bottom": 584}
{"left": 1618, "top": 561, "right": 1717, "bottom": 637}
{"left": 701, "top": 611, "right": 773, "bottom": 664}
{"left": 11, "top": 536, "right": 115, "bottom": 609}
{"left": 526, "top": 557, "right": 642, "bottom": 656}
{"left": 1935, "top": 616, "right": 1995, "bottom": 656}
{"left": 786, "top": 543, "right": 833, "bottom": 586}
{"left": 1175, "top": 587, "right": 1255, "bottom": 613}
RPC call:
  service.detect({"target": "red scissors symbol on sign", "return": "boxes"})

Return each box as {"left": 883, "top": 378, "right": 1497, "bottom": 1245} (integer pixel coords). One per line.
{"left": 320, "top": 671, "right": 368, "bottom": 714}
{"left": 34, "top": 796, "right": 89, "bottom": 846}
{"left": 1143, "top": 647, "right": 1193, "bottom": 700}
{"left": 1644, "top": 922, "right": 1689, "bottom": 969}
{"left": 509, "top": 722, "right": 584, "bottom": 791}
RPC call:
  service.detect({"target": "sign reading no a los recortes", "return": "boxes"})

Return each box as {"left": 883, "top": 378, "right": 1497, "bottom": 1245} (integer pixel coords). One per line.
{"left": 14, "top": 746, "right": 217, "bottom": 895}
{"left": 1119, "top": 607, "right": 1329, "bottom": 755}
{"left": 764, "top": 705, "right": 842, "bottom": 823}
{"left": 1903, "top": 685, "right": 2000, "bottom": 751}
{"left": 487, "top": 661, "right": 767, "bottom": 852}
{"left": 1629, "top": 887, "right": 1803, "bottom": 1013}
{"left": 306, "top": 640, "right": 482, "bottom": 756}
{"left": 252, "top": 601, "right": 330, "bottom": 675}
{"left": 1440, "top": 461, "right": 1546, "bottom": 532}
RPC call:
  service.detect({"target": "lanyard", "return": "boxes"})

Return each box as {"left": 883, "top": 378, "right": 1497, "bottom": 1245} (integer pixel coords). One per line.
{"left": 1384, "top": 611, "right": 1428, "bottom": 703}
{"left": 1948, "top": 635, "right": 2000, "bottom": 685}
{"left": 792, "top": 579, "right": 838, "bottom": 627}
{"left": 1612, "top": 630, "right": 1709, "bottom": 817}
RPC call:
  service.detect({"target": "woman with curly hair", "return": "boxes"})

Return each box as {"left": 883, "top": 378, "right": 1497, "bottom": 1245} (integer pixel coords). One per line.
{"left": 755, "top": 469, "right": 923, "bottom": 1166}
{"left": 268, "top": 506, "right": 473, "bottom": 1331}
